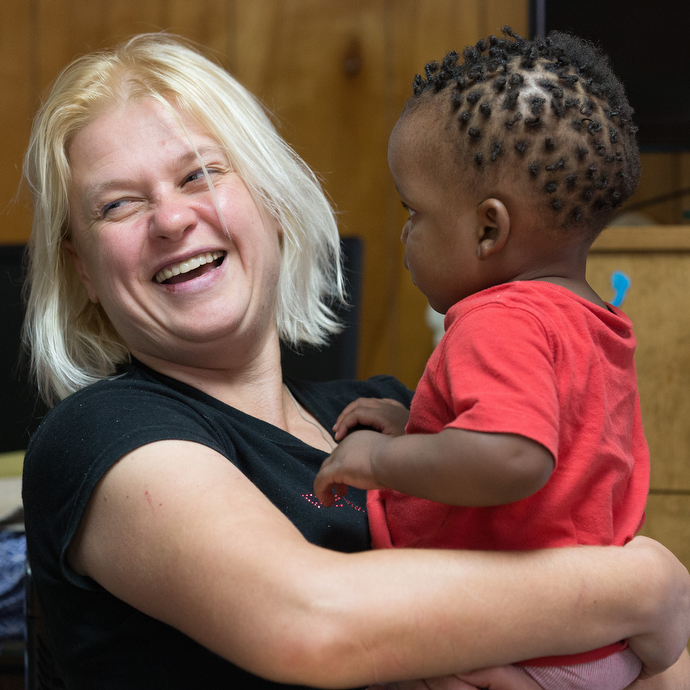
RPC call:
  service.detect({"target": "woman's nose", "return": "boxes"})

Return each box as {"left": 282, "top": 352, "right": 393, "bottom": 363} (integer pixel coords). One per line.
{"left": 149, "top": 194, "right": 197, "bottom": 239}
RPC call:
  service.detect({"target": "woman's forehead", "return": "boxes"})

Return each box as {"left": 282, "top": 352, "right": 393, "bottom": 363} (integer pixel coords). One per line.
{"left": 69, "top": 100, "right": 221, "bottom": 174}
{"left": 67, "top": 99, "right": 226, "bottom": 211}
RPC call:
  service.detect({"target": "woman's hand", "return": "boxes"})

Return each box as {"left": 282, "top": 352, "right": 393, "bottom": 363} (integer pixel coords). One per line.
{"left": 626, "top": 649, "right": 690, "bottom": 689}
{"left": 371, "top": 665, "right": 542, "bottom": 690}
{"left": 333, "top": 397, "right": 409, "bottom": 440}
{"left": 623, "top": 537, "right": 690, "bottom": 677}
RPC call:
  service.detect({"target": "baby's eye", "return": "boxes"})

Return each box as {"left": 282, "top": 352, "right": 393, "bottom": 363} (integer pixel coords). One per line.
{"left": 401, "top": 201, "right": 416, "bottom": 217}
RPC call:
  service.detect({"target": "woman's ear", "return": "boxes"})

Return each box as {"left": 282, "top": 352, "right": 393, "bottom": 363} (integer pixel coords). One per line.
{"left": 475, "top": 198, "right": 510, "bottom": 259}
{"left": 63, "top": 239, "right": 99, "bottom": 304}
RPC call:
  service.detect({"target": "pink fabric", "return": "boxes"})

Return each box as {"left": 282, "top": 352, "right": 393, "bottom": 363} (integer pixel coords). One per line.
{"left": 368, "top": 281, "right": 650, "bottom": 669}
{"left": 520, "top": 647, "right": 642, "bottom": 689}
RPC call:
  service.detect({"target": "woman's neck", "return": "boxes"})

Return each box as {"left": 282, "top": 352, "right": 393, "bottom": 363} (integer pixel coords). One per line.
{"left": 131, "top": 334, "right": 337, "bottom": 452}
{"left": 132, "top": 331, "right": 289, "bottom": 427}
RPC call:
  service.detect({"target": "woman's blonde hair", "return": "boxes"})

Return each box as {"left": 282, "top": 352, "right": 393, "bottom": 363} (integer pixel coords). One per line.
{"left": 23, "top": 33, "right": 344, "bottom": 406}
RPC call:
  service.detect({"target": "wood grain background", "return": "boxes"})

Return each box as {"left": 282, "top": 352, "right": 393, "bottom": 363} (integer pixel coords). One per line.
{"left": 0, "top": 0, "right": 689, "bottom": 644}
{"left": 3, "top": 0, "right": 688, "bottom": 387}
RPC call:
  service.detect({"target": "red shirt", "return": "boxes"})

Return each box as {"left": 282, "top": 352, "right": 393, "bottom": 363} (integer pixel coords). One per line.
{"left": 368, "top": 282, "right": 649, "bottom": 666}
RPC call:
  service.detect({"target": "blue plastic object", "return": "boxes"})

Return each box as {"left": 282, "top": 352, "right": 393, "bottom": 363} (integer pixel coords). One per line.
{"left": 610, "top": 271, "right": 631, "bottom": 307}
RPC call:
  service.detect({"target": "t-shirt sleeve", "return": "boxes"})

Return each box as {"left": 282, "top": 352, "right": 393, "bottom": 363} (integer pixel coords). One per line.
{"left": 437, "top": 303, "right": 560, "bottom": 458}
{"left": 22, "top": 379, "right": 230, "bottom": 587}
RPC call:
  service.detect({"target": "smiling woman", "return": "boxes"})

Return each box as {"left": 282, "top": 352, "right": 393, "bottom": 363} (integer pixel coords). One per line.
{"left": 24, "top": 36, "right": 344, "bottom": 405}
{"left": 63, "top": 97, "right": 285, "bottom": 372}
{"left": 19, "top": 33, "right": 690, "bottom": 690}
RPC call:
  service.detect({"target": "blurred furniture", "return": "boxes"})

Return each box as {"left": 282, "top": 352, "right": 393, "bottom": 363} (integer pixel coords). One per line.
{"left": 25, "top": 561, "right": 65, "bottom": 690}
{"left": 0, "top": 453, "right": 26, "bottom": 690}
{"left": 0, "top": 246, "right": 46, "bottom": 454}
{"left": 587, "top": 226, "right": 690, "bottom": 578}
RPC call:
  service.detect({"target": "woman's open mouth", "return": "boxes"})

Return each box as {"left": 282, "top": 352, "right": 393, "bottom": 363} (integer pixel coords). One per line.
{"left": 154, "top": 251, "right": 226, "bottom": 285}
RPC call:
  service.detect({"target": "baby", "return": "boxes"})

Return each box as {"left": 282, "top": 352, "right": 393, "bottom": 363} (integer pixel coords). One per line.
{"left": 314, "top": 28, "right": 648, "bottom": 690}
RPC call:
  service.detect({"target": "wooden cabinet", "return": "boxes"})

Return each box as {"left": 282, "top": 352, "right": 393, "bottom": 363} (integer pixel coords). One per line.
{"left": 587, "top": 226, "right": 690, "bottom": 573}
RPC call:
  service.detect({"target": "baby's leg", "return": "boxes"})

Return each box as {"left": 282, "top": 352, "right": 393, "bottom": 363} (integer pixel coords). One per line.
{"left": 519, "top": 647, "right": 642, "bottom": 690}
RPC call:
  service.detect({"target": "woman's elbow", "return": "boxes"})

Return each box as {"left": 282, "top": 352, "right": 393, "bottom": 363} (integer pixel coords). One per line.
{"left": 246, "top": 608, "right": 376, "bottom": 688}
{"left": 222, "top": 568, "right": 377, "bottom": 688}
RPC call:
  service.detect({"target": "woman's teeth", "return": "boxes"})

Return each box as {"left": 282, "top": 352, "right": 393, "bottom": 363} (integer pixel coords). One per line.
{"left": 155, "top": 251, "right": 225, "bottom": 283}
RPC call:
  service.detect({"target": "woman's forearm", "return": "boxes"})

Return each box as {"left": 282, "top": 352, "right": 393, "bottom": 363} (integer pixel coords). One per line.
{"left": 282, "top": 537, "right": 689, "bottom": 688}
{"left": 77, "top": 443, "right": 689, "bottom": 689}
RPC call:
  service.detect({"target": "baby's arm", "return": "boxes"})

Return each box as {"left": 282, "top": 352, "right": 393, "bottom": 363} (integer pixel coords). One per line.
{"left": 314, "top": 426, "right": 553, "bottom": 508}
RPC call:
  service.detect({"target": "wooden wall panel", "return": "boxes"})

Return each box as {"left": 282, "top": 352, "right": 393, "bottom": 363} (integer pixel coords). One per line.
{"left": 682, "top": 152, "right": 690, "bottom": 223}
{"left": 387, "top": 1, "right": 483, "bottom": 387}
{"left": 587, "top": 231, "right": 690, "bottom": 491}
{"left": 0, "top": 0, "right": 33, "bottom": 244}
{"left": 159, "top": 0, "right": 231, "bottom": 58}
{"left": 3, "top": 0, "right": 686, "bottom": 390}
{"left": 640, "top": 494, "right": 690, "bottom": 581}
{"left": 484, "top": 0, "right": 529, "bottom": 37}
{"left": 33, "top": 0, "right": 230, "bottom": 91}
{"left": 589, "top": 228, "right": 690, "bottom": 592}
{"left": 34, "top": 0, "right": 160, "bottom": 91}
{"left": 618, "top": 150, "right": 690, "bottom": 226}
{"left": 232, "top": 1, "right": 393, "bottom": 380}
{"left": 386, "top": 0, "right": 529, "bottom": 387}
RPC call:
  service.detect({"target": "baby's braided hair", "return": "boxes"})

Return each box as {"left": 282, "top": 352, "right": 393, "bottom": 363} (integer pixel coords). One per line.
{"left": 406, "top": 28, "right": 640, "bottom": 235}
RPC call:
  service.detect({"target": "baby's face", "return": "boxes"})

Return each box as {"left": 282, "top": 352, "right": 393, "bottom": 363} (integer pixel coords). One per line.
{"left": 388, "top": 111, "right": 488, "bottom": 313}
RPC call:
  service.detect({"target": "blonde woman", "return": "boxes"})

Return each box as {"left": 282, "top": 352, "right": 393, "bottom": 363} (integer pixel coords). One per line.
{"left": 21, "top": 34, "right": 690, "bottom": 690}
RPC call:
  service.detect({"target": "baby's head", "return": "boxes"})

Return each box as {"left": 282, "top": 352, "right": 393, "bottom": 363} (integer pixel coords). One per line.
{"left": 398, "top": 28, "right": 640, "bottom": 239}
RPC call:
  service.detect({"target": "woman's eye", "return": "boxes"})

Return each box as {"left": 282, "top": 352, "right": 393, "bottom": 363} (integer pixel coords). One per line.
{"left": 101, "top": 199, "right": 127, "bottom": 217}
{"left": 184, "top": 167, "right": 220, "bottom": 185}
{"left": 184, "top": 169, "right": 206, "bottom": 184}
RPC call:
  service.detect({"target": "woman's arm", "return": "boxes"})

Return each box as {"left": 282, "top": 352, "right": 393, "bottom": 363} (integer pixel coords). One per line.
{"left": 69, "top": 440, "right": 690, "bottom": 689}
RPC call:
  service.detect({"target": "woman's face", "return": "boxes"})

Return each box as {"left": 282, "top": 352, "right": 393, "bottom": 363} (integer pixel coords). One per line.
{"left": 66, "top": 98, "right": 282, "bottom": 369}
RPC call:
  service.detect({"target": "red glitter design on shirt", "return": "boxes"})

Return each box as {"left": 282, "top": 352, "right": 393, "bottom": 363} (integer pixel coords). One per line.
{"left": 302, "top": 493, "right": 365, "bottom": 512}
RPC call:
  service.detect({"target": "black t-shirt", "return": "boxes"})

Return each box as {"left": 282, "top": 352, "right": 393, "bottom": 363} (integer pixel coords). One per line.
{"left": 22, "top": 361, "right": 413, "bottom": 690}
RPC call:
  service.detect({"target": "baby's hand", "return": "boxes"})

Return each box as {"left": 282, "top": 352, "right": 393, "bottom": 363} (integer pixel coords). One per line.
{"left": 314, "top": 430, "right": 390, "bottom": 506}
{"left": 333, "top": 397, "right": 409, "bottom": 441}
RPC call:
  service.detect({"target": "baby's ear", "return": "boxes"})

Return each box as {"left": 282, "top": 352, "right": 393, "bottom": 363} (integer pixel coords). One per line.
{"left": 475, "top": 198, "right": 510, "bottom": 259}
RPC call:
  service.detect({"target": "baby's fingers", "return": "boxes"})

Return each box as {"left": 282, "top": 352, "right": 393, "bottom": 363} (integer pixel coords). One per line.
{"left": 334, "top": 398, "right": 369, "bottom": 429}
{"left": 333, "top": 398, "right": 409, "bottom": 440}
{"left": 313, "top": 462, "right": 347, "bottom": 505}
{"left": 316, "top": 482, "right": 348, "bottom": 507}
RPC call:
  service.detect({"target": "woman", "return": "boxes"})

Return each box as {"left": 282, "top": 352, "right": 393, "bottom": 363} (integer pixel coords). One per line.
{"left": 21, "top": 34, "right": 690, "bottom": 689}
